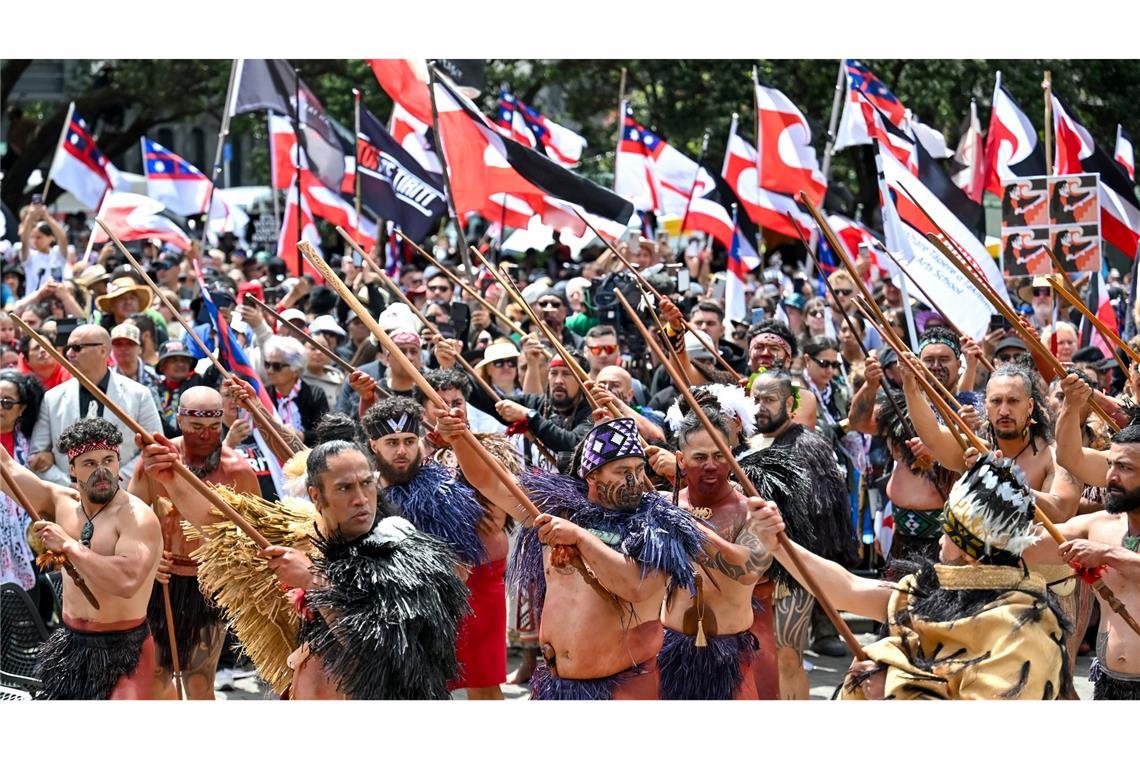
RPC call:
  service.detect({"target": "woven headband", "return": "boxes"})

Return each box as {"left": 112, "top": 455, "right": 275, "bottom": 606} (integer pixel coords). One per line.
{"left": 67, "top": 440, "right": 121, "bottom": 461}
{"left": 364, "top": 412, "right": 420, "bottom": 439}
{"left": 919, "top": 336, "right": 960, "bottom": 358}
{"left": 750, "top": 332, "right": 792, "bottom": 357}
{"left": 177, "top": 407, "right": 225, "bottom": 418}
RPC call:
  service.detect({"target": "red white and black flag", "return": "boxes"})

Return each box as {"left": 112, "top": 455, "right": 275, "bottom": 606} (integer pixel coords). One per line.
{"left": 982, "top": 73, "right": 1046, "bottom": 197}
{"left": 431, "top": 68, "right": 634, "bottom": 237}
{"left": 950, "top": 100, "right": 985, "bottom": 203}
{"left": 1116, "top": 125, "right": 1135, "bottom": 182}
{"left": 229, "top": 59, "right": 347, "bottom": 194}
{"left": 753, "top": 76, "right": 827, "bottom": 206}
{"left": 1052, "top": 93, "right": 1140, "bottom": 258}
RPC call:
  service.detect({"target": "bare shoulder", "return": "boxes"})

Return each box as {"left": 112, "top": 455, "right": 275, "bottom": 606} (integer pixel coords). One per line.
{"left": 221, "top": 445, "right": 255, "bottom": 473}
{"left": 120, "top": 491, "right": 162, "bottom": 532}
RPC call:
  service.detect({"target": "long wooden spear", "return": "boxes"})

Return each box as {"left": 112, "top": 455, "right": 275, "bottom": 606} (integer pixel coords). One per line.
{"left": 95, "top": 219, "right": 298, "bottom": 461}
{"left": 875, "top": 245, "right": 995, "bottom": 372}
{"left": 0, "top": 460, "right": 100, "bottom": 609}
{"left": 297, "top": 241, "right": 543, "bottom": 526}
{"left": 571, "top": 209, "right": 743, "bottom": 382}
{"left": 246, "top": 295, "right": 392, "bottom": 401}
{"left": 394, "top": 228, "right": 530, "bottom": 337}
{"left": 336, "top": 228, "right": 558, "bottom": 468}
{"left": 1046, "top": 276, "right": 1140, "bottom": 366}
{"left": 11, "top": 315, "right": 272, "bottom": 550}
{"left": 789, "top": 213, "right": 919, "bottom": 441}
{"left": 613, "top": 287, "right": 868, "bottom": 660}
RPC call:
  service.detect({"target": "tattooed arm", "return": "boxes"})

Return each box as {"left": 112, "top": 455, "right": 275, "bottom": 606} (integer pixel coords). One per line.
{"left": 697, "top": 522, "right": 773, "bottom": 585}
{"left": 1034, "top": 450, "right": 1083, "bottom": 524}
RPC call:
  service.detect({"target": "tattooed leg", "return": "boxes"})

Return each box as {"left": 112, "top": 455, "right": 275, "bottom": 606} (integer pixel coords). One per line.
{"left": 774, "top": 585, "right": 813, "bottom": 700}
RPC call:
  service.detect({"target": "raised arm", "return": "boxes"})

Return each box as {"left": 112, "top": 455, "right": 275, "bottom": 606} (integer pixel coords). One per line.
{"left": 434, "top": 408, "right": 524, "bottom": 520}
{"left": 898, "top": 352, "right": 966, "bottom": 471}
{"left": 0, "top": 443, "right": 72, "bottom": 521}
{"left": 847, "top": 353, "right": 882, "bottom": 435}
{"left": 1055, "top": 373, "right": 1109, "bottom": 487}
{"left": 132, "top": 434, "right": 225, "bottom": 530}
{"left": 750, "top": 502, "right": 893, "bottom": 622}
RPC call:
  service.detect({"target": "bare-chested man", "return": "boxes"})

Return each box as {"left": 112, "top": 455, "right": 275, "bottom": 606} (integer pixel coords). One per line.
{"left": 450, "top": 414, "right": 703, "bottom": 699}
{"left": 0, "top": 418, "right": 162, "bottom": 699}
{"left": 658, "top": 409, "right": 775, "bottom": 700}
{"left": 128, "top": 385, "right": 260, "bottom": 700}
{"left": 1048, "top": 374, "right": 1140, "bottom": 699}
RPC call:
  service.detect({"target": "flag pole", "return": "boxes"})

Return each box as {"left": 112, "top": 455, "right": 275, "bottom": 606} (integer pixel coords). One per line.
{"left": 42, "top": 101, "right": 76, "bottom": 202}
{"left": 292, "top": 65, "right": 304, "bottom": 275}
{"left": 200, "top": 60, "right": 239, "bottom": 246}
{"left": 675, "top": 130, "right": 710, "bottom": 255}
{"left": 425, "top": 62, "right": 476, "bottom": 287}
{"left": 820, "top": 59, "right": 846, "bottom": 182}
{"left": 1043, "top": 70, "right": 1054, "bottom": 175}
{"left": 613, "top": 67, "right": 627, "bottom": 191}
{"left": 352, "top": 88, "right": 363, "bottom": 247}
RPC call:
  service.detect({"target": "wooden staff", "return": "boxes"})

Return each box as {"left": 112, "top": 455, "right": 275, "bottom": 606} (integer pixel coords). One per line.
{"left": 0, "top": 460, "right": 100, "bottom": 609}
{"left": 849, "top": 297, "right": 973, "bottom": 454}
{"left": 393, "top": 228, "right": 529, "bottom": 336}
{"left": 789, "top": 213, "right": 918, "bottom": 440}
{"left": 875, "top": 245, "right": 995, "bottom": 373}
{"left": 95, "top": 219, "right": 298, "bottom": 461}
{"left": 336, "top": 228, "right": 559, "bottom": 468}
{"left": 798, "top": 199, "right": 966, "bottom": 416}
{"left": 246, "top": 296, "right": 392, "bottom": 401}
{"left": 11, "top": 315, "right": 272, "bottom": 550}
{"left": 468, "top": 244, "right": 607, "bottom": 414}
{"left": 613, "top": 287, "right": 868, "bottom": 660}
{"left": 161, "top": 582, "right": 185, "bottom": 700}
{"left": 920, "top": 230, "right": 1119, "bottom": 433}
{"left": 1046, "top": 276, "right": 1140, "bottom": 365}
{"left": 298, "top": 242, "right": 543, "bottom": 524}
{"left": 571, "top": 209, "right": 743, "bottom": 383}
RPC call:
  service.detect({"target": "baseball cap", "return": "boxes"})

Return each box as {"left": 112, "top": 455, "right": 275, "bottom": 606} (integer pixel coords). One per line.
{"left": 110, "top": 323, "right": 141, "bottom": 345}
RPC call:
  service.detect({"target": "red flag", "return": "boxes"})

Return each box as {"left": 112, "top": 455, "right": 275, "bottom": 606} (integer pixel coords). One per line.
{"left": 277, "top": 187, "right": 325, "bottom": 282}
{"left": 754, "top": 78, "right": 826, "bottom": 206}
{"left": 90, "top": 192, "right": 192, "bottom": 251}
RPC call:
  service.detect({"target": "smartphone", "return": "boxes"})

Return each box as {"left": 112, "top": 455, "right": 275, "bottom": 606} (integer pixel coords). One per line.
{"left": 711, "top": 276, "right": 726, "bottom": 301}
{"left": 31, "top": 193, "right": 44, "bottom": 205}
{"left": 448, "top": 301, "right": 471, "bottom": 347}
{"left": 677, "top": 268, "right": 691, "bottom": 292}
{"left": 53, "top": 317, "right": 83, "bottom": 348}
{"left": 988, "top": 313, "right": 1010, "bottom": 332}
{"left": 751, "top": 307, "right": 766, "bottom": 324}
{"left": 624, "top": 229, "right": 640, "bottom": 250}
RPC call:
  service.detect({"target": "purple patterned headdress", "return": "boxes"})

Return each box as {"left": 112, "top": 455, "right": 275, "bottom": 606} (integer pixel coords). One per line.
{"left": 578, "top": 417, "right": 644, "bottom": 478}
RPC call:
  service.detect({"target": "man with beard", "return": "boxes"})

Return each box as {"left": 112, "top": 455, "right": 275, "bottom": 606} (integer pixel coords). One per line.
{"left": 1048, "top": 374, "right": 1140, "bottom": 699}
{"left": 127, "top": 386, "right": 260, "bottom": 699}
{"left": 658, "top": 410, "right": 776, "bottom": 700}
{"left": 848, "top": 327, "right": 984, "bottom": 565}
{"left": 461, "top": 415, "right": 703, "bottom": 699}
{"left": 744, "top": 320, "right": 817, "bottom": 426}
{"left": 0, "top": 418, "right": 162, "bottom": 699}
{"left": 361, "top": 396, "right": 499, "bottom": 697}
{"left": 748, "top": 452, "right": 1072, "bottom": 700}
{"left": 481, "top": 351, "right": 593, "bottom": 472}
{"left": 136, "top": 438, "right": 468, "bottom": 699}
{"left": 740, "top": 370, "right": 858, "bottom": 699}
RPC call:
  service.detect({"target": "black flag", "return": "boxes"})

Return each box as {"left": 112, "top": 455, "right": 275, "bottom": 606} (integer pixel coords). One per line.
{"left": 229, "top": 59, "right": 346, "bottom": 194}
{"left": 357, "top": 106, "right": 447, "bottom": 244}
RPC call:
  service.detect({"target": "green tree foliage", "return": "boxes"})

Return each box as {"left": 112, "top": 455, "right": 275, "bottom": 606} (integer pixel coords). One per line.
{"left": 5, "top": 58, "right": 1139, "bottom": 222}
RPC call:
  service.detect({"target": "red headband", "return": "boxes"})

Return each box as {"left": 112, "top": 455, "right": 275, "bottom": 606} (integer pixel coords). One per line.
{"left": 67, "top": 440, "right": 120, "bottom": 462}
{"left": 548, "top": 356, "right": 567, "bottom": 368}
{"left": 750, "top": 332, "right": 792, "bottom": 357}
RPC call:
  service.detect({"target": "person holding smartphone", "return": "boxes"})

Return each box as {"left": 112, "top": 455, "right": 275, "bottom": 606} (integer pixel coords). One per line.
{"left": 19, "top": 201, "right": 71, "bottom": 296}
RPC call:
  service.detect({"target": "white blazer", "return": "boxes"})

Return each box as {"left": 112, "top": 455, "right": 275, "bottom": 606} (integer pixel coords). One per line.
{"left": 30, "top": 373, "right": 164, "bottom": 486}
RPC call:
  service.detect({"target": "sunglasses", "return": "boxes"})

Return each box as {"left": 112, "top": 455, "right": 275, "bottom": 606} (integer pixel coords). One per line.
{"left": 65, "top": 342, "right": 104, "bottom": 354}
{"left": 264, "top": 361, "right": 291, "bottom": 372}
{"left": 832, "top": 288, "right": 853, "bottom": 297}
{"left": 491, "top": 358, "right": 518, "bottom": 369}
{"left": 587, "top": 344, "right": 618, "bottom": 356}
{"left": 1033, "top": 288, "right": 1052, "bottom": 297}
{"left": 808, "top": 309, "right": 824, "bottom": 318}
{"left": 427, "top": 284, "right": 451, "bottom": 293}
{"left": 536, "top": 300, "right": 563, "bottom": 310}
{"left": 0, "top": 398, "right": 23, "bottom": 410}
{"left": 811, "top": 356, "right": 843, "bottom": 370}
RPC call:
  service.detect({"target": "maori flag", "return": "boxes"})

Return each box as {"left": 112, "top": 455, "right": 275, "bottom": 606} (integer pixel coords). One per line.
{"left": 357, "top": 106, "right": 447, "bottom": 243}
